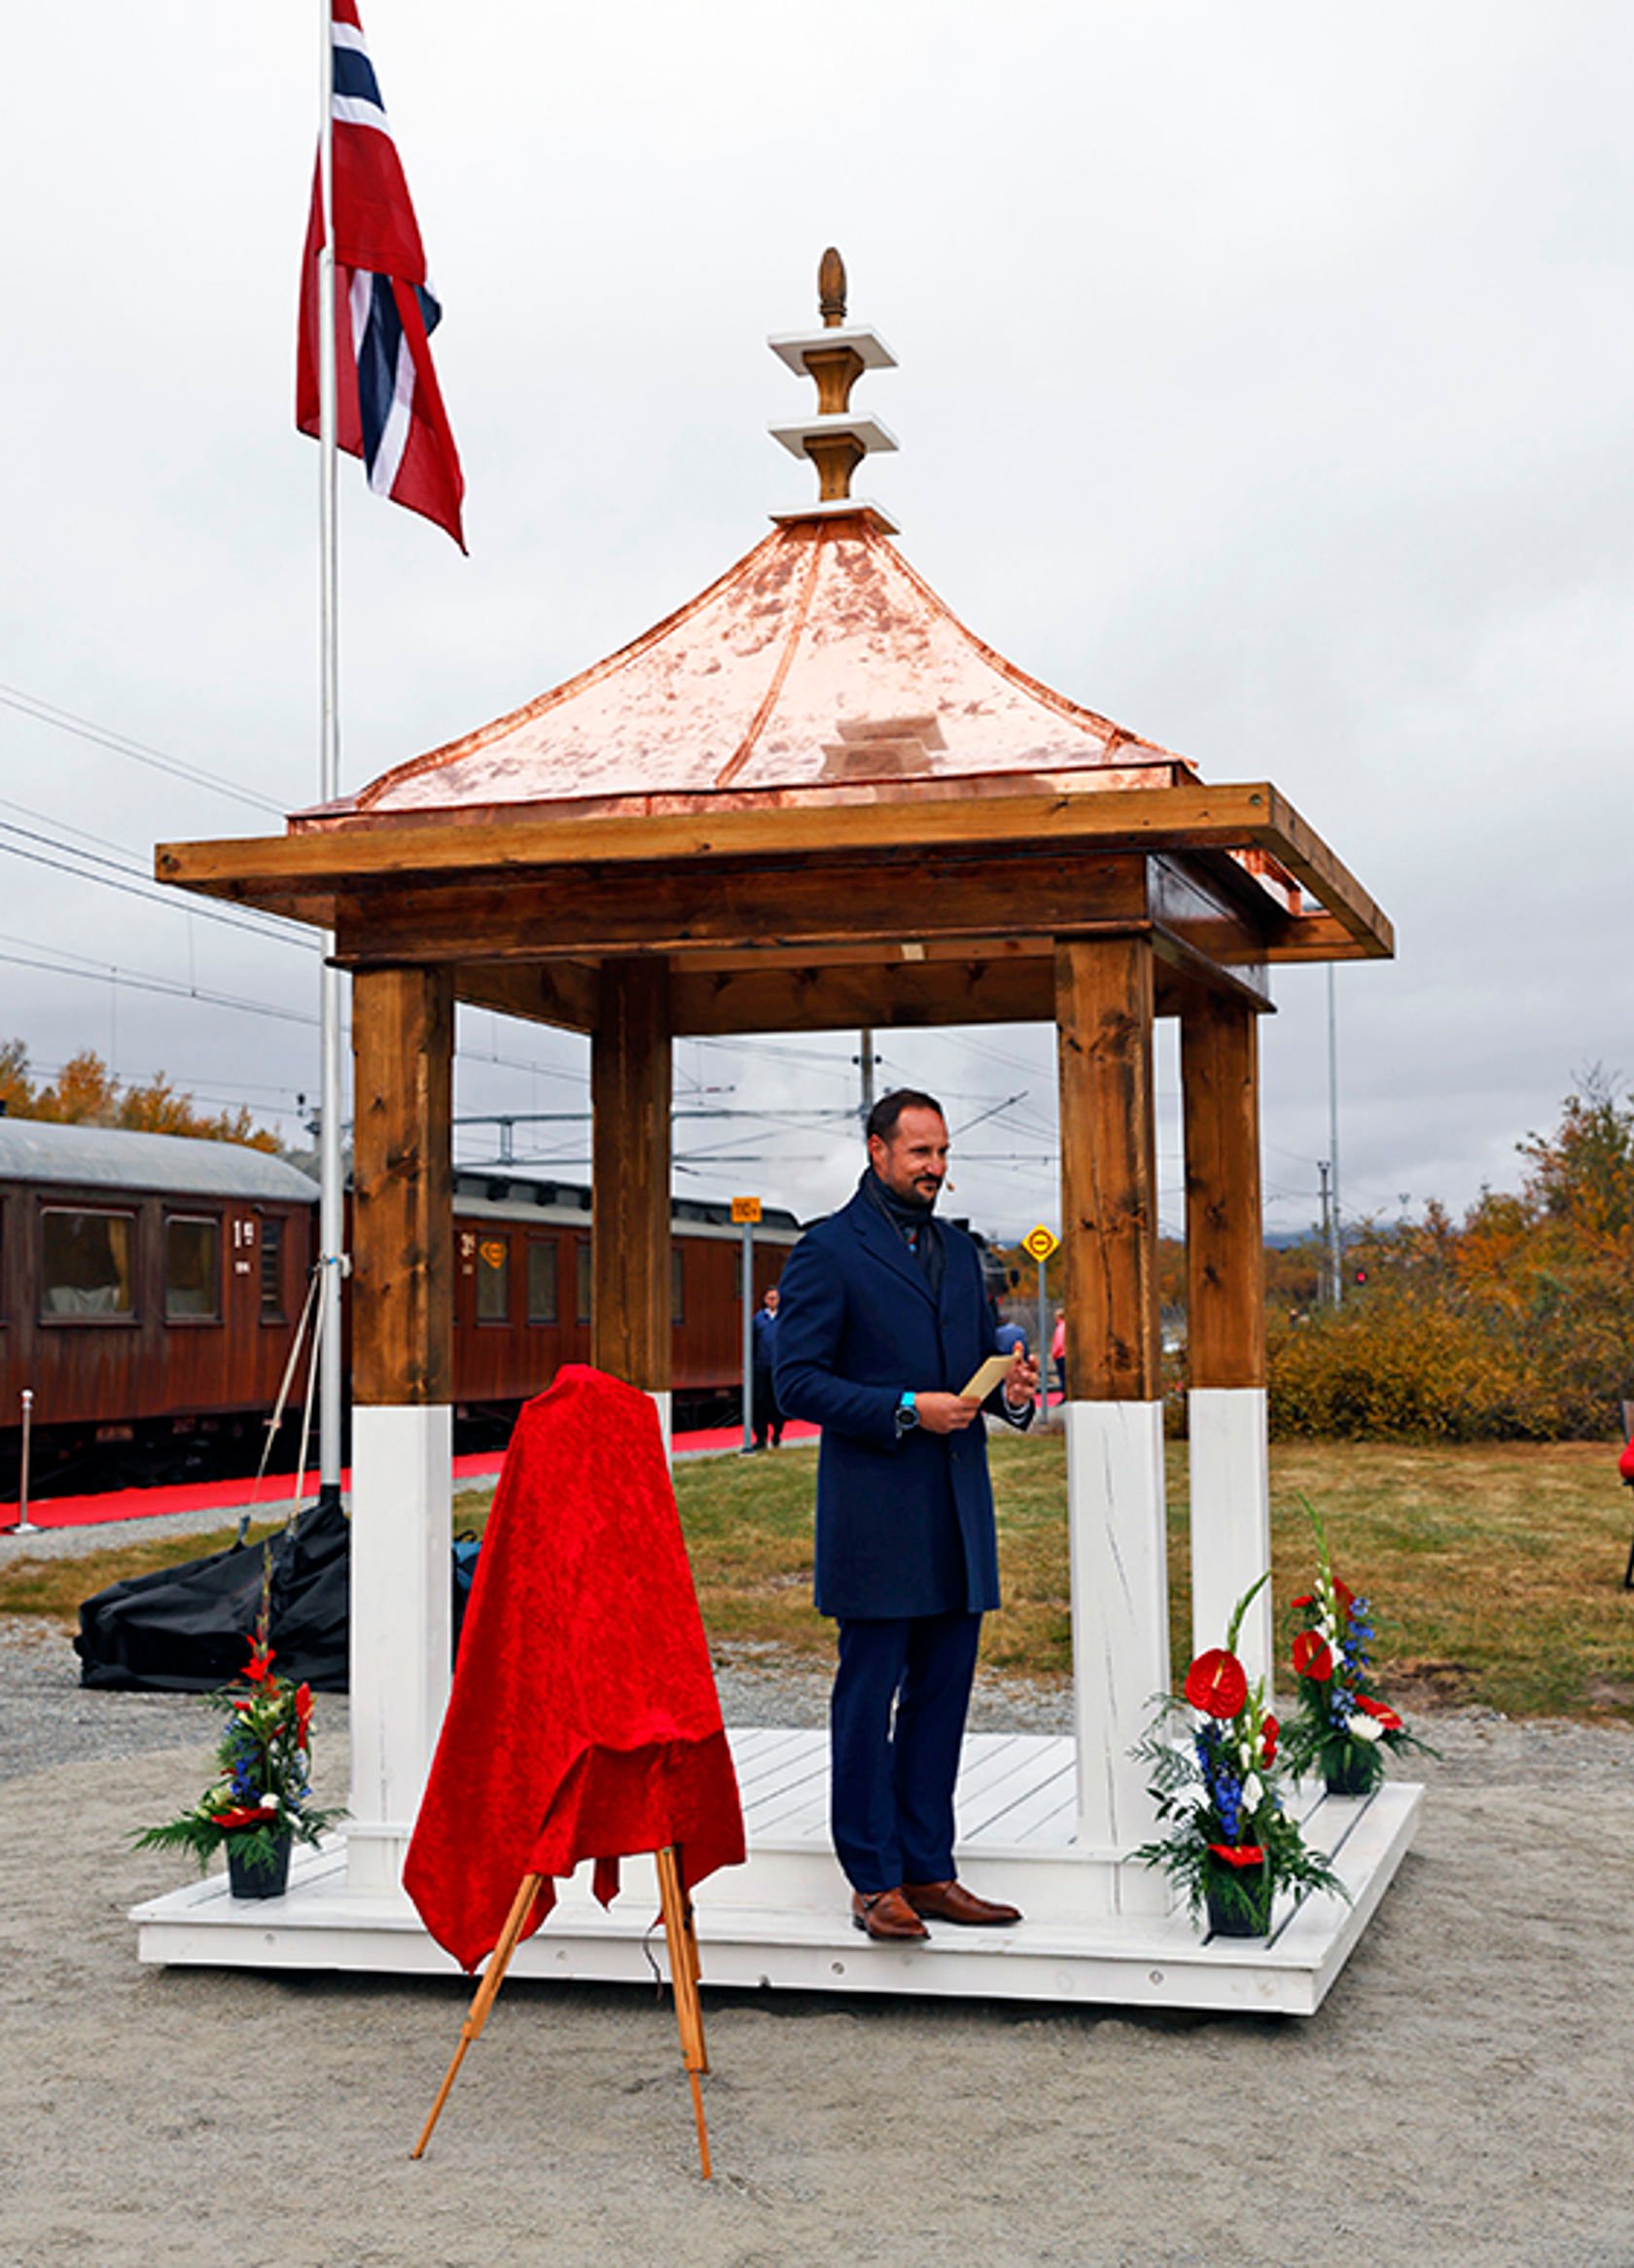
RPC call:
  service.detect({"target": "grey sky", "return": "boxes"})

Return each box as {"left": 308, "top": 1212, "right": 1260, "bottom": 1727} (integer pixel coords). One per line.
{"left": 2, "top": 2, "right": 1627, "bottom": 1239}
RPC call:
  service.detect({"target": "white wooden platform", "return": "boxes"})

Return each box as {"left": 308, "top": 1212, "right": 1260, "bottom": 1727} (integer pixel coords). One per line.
{"left": 133, "top": 1731, "right": 1421, "bottom": 2016}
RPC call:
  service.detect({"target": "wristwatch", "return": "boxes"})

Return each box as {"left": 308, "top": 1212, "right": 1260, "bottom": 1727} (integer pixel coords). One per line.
{"left": 894, "top": 1390, "right": 919, "bottom": 1435}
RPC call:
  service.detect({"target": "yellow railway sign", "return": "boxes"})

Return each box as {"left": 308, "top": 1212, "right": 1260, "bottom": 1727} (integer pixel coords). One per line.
{"left": 729, "top": 1196, "right": 763, "bottom": 1224}
{"left": 1021, "top": 1223, "right": 1059, "bottom": 1263}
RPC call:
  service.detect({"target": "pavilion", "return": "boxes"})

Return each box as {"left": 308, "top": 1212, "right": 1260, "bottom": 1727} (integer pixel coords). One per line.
{"left": 134, "top": 254, "right": 1417, "bottom": 2012}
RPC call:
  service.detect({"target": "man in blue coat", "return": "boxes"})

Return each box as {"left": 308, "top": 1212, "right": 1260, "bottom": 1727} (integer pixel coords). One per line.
{"left": 774, "top": 1089, "right": 1039, "bottom": 1941}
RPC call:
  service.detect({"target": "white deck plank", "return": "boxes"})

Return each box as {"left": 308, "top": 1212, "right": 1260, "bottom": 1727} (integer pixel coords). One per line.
{"left": 727, "top": 1727, "right": 818, "bottom": 1790}
{"left": 965, "top": 1756, "right": 1078, "bottom": 1848}
{"left": 956, "top": 1741, "right": 1076, "bottom": 1839}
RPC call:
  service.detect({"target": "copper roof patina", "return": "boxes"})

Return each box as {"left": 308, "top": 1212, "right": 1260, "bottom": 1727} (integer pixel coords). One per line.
{"left": 298, "top": 508, "right": 1194, "bottom": 833}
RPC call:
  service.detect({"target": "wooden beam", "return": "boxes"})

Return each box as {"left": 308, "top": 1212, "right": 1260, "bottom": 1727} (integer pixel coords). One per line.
{"left": 1255, "top": 786, "right": 1392, "bottom": 959}
{"left": 155, "top": 780, "right": 1393, "bottom": 962}
{"left": 1180, "top": 991, "right": 1266, "bottom": 1390}
{"left": 674, "top": 939, "right": 1282, "bottom": 1036}
{"left": 454, "top": 958, "right": 601, "bottom": 1032}
{"left": 675, "top": 953, "right": 1054, "bottom": 1035}
{"left": 351, "top": 967, "right": 454, "bottom": 1406}
{"left": 333, "top": 852, "right": 1151, "bottom": 966}
{"left": 1055, "top": 937, "right": 1161, "bottom": 1401}
{"left": 1151, "top": 929, "right": 1271, "bottom": 1012}
{"left": 1261, "top": 910, "right": 1384, "bottom": 964}
{"left": 591, "top": 958, "right": 671, "bottom": 1394}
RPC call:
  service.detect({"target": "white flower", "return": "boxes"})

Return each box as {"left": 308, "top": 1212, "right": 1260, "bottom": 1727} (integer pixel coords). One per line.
{"left": 1347, "top": 1714, "right": 1383, "bottom": 1744}
{"left": 260, "top": 1790, "right": 282, "bottom": 1810}
{"left": 1242, "top": 1772, "right": 1264, "bottom": 1809}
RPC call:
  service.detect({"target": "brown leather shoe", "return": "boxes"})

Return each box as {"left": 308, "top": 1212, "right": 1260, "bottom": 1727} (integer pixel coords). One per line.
{"left": 851, "top": 1888, "right": 931, "bottom": 1941}
{"left": 903, "top": 1879, "right": 1022, "bottom": 1926}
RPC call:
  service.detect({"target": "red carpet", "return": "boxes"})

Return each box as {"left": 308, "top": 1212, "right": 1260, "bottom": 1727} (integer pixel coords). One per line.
{"left": 0, "top": 1421, "right": 817, "bottom": 1532}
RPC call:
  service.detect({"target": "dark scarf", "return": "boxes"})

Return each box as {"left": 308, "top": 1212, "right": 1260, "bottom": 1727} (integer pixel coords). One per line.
{"left": 861, "top": 1168, "right": 945, "bottom": 1298}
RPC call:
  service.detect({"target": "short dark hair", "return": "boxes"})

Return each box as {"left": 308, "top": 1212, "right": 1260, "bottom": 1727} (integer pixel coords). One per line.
{"left": 866, "top": 1087, "right": 945, "bottom": 1145}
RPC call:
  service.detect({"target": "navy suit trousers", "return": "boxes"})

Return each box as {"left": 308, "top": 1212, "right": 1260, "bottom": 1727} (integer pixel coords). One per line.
{"left": 830, "top": 1610, "right": 982, "bottom": 1893}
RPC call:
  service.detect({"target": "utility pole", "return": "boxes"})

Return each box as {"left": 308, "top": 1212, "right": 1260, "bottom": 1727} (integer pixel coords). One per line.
{"left": 1327, "top": 964, "right": 1342, "bottom": 1306}
{"left": 1318, "top": 1160, "right": 1336, "bottom": 1305}
{"left": 856, "top": 1028, "right": 877, "bottom": 1128}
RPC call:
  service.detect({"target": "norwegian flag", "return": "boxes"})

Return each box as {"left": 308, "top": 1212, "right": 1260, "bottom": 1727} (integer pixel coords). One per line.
{"left": 297, "top": 0, "right": 465, "bottom": 549}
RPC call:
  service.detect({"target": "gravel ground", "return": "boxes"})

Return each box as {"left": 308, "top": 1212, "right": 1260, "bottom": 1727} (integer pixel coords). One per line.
{"left": 3, "top": 1608, "right": 1633, "bottom": 2266}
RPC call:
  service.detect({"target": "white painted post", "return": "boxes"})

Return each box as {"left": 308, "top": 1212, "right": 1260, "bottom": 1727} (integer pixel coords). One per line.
{"left": 1188, "top": 1387, "right": 1272, "bottom": 1692}
{"left": 346, "top": 1403, "right": 452, "bottom": 1896}
{"left": 11, "top": 1390, "right": 38, "bottom": 1535}
{"left": 1065, "top": 1400, "right": 1171, "bottom": 1858}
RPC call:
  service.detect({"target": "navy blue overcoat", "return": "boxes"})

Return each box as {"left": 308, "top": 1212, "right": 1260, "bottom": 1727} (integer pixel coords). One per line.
{"left": 773, "top": 1179, "right": 1017, "bottom": 1620}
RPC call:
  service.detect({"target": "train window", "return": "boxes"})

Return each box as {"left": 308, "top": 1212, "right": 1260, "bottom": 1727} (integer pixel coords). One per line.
{"left": 260, "top": 1219, "right": 285, "bottom": 1323}
{"left": 576, "top": 1238, "right": 591, "bottom": 1326}
{"left": 42, "top": 1208, "right": 134, "bottom": 1317}
{"left": 475, "top": 1234, "right": 510, "bottom": 1324}
{"left": 671, "top": 1245, "right": 685, "bottom": 1326}
{"left": 165, "top": 1216, "right": 221, "bottom": 1321}
{"left": 526, "top": 1239, "right": 557, "bottom": 1325}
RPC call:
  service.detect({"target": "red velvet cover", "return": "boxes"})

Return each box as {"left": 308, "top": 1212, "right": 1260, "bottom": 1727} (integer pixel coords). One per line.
{"left": 404, "top": 1364, "right": 745, "bottom": 1971}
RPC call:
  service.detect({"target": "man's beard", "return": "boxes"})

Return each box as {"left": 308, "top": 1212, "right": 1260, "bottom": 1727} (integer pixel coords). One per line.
{"left": 893, "top": 1176, "right": 940, "bottom": 1213}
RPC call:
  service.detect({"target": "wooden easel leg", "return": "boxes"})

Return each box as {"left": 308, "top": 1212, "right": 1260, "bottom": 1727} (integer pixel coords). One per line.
{"left": 410, "top": 1872, "right": 544, "bottom": 2161}
{"left": 655, "top": 1845, "right": 712, "bottom": 2179}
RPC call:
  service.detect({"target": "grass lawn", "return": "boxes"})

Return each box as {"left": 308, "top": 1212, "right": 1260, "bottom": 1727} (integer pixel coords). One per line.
{"left": 7, "top": 1436, "right": 1630, "bottom": 1722}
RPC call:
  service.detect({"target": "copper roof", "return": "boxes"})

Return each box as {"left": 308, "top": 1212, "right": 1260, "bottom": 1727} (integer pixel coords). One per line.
{"left": 303, "top": 509, "right": 1193, "bottom": 831}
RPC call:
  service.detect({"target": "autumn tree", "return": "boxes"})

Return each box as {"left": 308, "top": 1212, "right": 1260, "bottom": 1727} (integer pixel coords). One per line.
{"left": 0, "top": 1041, "right": 278, "bottom": 1152}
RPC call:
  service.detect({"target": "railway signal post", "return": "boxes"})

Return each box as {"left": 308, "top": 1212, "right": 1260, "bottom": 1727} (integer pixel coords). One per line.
{"left": 732, "top": 1196, "right": 761, "bottom": 1452}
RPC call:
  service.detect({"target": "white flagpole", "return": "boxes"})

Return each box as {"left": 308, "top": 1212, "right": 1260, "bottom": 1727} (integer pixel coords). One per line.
{"left": 315, "top": 0, "right": 346, "bottom": 1508}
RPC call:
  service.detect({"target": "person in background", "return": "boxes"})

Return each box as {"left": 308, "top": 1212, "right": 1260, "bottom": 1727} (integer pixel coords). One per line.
{"left": 750, "top": 1284, "right": 784, "bottom": 1450}
{"left": 1049, "top": 1307, "right": 1067, "bottom": 1404}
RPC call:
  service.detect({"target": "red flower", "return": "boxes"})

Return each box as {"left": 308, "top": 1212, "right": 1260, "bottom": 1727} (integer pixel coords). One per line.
{"left": 1290, "top": 1593, "right": 1315, "bottom": 1612}
{"left": 1260, "top": 1713, "right": 1279, "bottom": 1764}
{"left": 1206, "top": 1843, "right": 1266, "bottom": 1868}
{"left": 1334, "top": 1577, "right": 1356, "bottom": 1617}
{"left": 215, "top": 1804, "right": 277, "bottom": 1832}
{"left": 244, "top": 1641, "right": 275, "bottom": 1683}
{"left": 295, "top": 1683, "right": 313, "bottom": 1748}
{"left": 1354, "top": 1693, "right": 1403, "bottom": 1732}
{"left": 1184, "top": 1648, "right": 1249, "bottom": 1719}
{"left": 1292, "top": 1629, "right": 1333, "bottom": 1682}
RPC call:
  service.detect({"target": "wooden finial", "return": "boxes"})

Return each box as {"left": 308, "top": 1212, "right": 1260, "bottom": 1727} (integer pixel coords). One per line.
{"left": 818, "top": 247, "right": 847, "bottom": 329}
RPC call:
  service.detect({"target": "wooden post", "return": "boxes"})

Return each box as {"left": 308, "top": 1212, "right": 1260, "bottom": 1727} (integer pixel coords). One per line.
{"left": 591, "top": 957, "right": 673, "bottom": 1448}
{"left": 348, "top": 965, "right": 454, "bottom": 1895}
{"left": 1055, "top": 935, "right": 1170, "bottom": 1897}
{"left": 1181, "top": 989, "right": 1272, "bottom": 1688}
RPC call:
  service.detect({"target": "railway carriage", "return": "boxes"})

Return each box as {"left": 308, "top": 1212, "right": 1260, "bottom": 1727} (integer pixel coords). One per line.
{"left": 0, "top": 1120, "right": 798, "bottom": 1496}
{"left": 0, "top": 1117, "right": 319, "bottom": 1493}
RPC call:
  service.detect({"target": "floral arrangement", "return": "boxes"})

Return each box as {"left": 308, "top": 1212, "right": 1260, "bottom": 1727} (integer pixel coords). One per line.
{"left": 133, "top": 1573, "right": 344, "bottom": 1876}
{"left": 1282, "top": 1499, "right": 1434, "bottom": 1796}
{"left": 1133, "top": 1575, "right": 1346, "bottom": 1935}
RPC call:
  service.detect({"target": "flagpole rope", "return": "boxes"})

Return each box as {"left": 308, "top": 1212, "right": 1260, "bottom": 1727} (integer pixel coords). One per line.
{"left": 315, "top": 0, "right": 347, "bottom": 1499}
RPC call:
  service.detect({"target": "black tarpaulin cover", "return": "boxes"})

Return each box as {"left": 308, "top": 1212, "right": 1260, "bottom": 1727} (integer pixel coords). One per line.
{"left": 74, "top": 1500, "right": 351, "bottom": 1692}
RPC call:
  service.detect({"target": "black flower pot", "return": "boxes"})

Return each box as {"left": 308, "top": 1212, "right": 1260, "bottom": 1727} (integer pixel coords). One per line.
{"left": 1325, "top": 1746, "right": 1381, "bottom": 1797}
{"left": 226, "top": 1829, "right": 293, "bottom": 1900}
{"left": 1204, "top": 1861, "right": 1269, "bottom": 1939}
